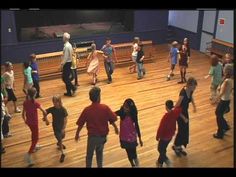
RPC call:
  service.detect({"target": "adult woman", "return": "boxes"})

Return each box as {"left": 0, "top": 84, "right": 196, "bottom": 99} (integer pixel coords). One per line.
{"left": 172, "top": 77, "right": 197, "bottom": 156}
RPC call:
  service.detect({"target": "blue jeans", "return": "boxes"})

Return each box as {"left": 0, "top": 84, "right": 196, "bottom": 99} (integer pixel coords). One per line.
{"left": 137, "top": 62, "right": 145, "bottom": 78}
{"left": 104, "top": 61, "right": 114, "bottom": 81}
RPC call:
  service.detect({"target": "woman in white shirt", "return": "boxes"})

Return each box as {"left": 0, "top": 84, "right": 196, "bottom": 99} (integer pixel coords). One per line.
{"left": 213, "top": 64, "right": 233, "bottom": 139}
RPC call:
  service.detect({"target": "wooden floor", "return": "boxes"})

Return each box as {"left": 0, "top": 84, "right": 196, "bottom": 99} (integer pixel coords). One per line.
{"left": 1, "top": 44, "right": 234, "bottom": 168}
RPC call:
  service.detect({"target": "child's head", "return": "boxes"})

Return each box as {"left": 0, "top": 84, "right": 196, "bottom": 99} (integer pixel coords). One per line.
{"left": 224, "top": 53, "right": 232, "bottom": 63}
{"left": 30, "top": 53, "right": 36, "bottom": 63}
{"left": 210, "top": 55, "right": 219, "bottom": 66}
{"left": 171, "top": 41, "right": 178, "bottom": 48}
{"left": 23, "top": 62, "right": 29, "bottom": 69}
{"left": 27, "top": 87, "right": 37, "bottom": 100}
{"left": 186, "top": 77, "right": 198, "bottom": 92}
{"left": 123, "top": 98, "right": 137, "bottom": 115}
{"left": 63, "top": 32, "right": 70, "bottom": 43}
{"left": 91, "top": 43, "right": 96, "bottom": 52}
{"left": 165, "top": 100, "right": 174, "bottom": 112}
{"left": 106, "top": 37, "right": 111, "bottom": 45}
{"left": 223, "top": 64, "right": 234, "bottom": 78}
{"left": 183, "top": 38, "right": 189, "bottom": 46}
{"left": 4, "top": 61, "right": 13, "bottom": 71}
{"left": 133, "top": 37, "right": 140, "bottom": 44}
{"left": 52, "top": 95, "right": 62, "bottom": 108}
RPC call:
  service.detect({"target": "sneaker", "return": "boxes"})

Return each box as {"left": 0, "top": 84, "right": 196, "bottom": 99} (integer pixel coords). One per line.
{"left": 179, "top": 148, "right": 187, "bottom": 156}
{"left": 33, "top": 144, "right": 41, "bottom": 153}
{"left": 164, "top": 159, "right": 172, "bottom": 167}
{"left": 24, "top": 153, "right": 34, "bottom": 166}
{"left": 15, "top": 107, "right": 21, "bottom": 113}
{"left": 213, "top": 133, "right": 223, "bottom": 139}
{"left": 1, "top": 147, "right": 6, "bottom": 154}
{"left": 137, "top": 77, "right": 142, "bottom": 80}
{"left": 3, "top": 133, "right": 12, "bottom": 138}
{"left": 177, "top": 81, "right": 184, "bottom": 84}
{"left": 64, "top": 93, "right": 72, "bottom": 97}
{"left": 156, "top": 160, "right": 163, "bottom": 168}
{"left": 166, "top": 76, "right": 170, "bottom": 81}
{"left": 134, "top": 158, "right": 139, "bottom": 167}
{"left": 172, "top": 146, "right": 182, "bottom": 157}
{"left": 107, "top": 80, "right": 112, "bottom": 84}
{"left": 60, "top": 154, "right": 65, "bottom": 163}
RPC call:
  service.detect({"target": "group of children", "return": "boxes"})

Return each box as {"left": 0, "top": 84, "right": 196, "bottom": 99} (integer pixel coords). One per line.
{"left": 1, "top": 36, "right": 234, "bottom": 168}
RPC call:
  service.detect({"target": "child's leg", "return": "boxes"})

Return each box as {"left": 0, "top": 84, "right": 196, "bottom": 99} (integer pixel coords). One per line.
{"left": 125, "top": 148, "right": 135, "bottom": 167}
{"left": 183, "top": 67, "right": 187, "bottom": 82}
{"left": 210, "top": 84, "right": 217, "bottom": 101}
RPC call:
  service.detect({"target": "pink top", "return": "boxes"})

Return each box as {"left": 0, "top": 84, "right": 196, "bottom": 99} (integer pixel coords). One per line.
{"left": 120, "top": 116, "right": 137, "bottom": 142}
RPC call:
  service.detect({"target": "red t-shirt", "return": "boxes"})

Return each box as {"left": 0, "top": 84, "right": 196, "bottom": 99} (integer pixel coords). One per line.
{"left": 23, "top": 99, "right": 41, "bottom": 125}
{"left": 76, "top": 103, "right": 117, "bottom": 136}
{"left": 156, "top": 107, "right": 182, "bottom": 141}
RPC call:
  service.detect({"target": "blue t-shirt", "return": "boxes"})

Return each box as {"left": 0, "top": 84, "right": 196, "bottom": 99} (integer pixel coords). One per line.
{"left": 30, "top": 62, "right": 39, "bottom": 81}
{"left": 24, "top": 67, "right": 33, "bottom": 84}
{"left": 101, "top": 44, "right": 114, "bottom": 62}
{"left": 170, "top": 47, "right": 178, "bottom": 65}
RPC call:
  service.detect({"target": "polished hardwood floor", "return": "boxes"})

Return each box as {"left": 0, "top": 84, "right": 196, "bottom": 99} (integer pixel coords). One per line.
{"left": 1, "top": 44, "right": 234, "bottom": 168}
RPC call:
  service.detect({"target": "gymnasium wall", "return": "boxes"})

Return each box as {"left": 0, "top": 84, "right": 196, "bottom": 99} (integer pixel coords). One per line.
{"left": 215, "top": 10, "right": 234, "bottom": 44}
{"left": 1, "top": 10, "right": 169, "bottom": 64}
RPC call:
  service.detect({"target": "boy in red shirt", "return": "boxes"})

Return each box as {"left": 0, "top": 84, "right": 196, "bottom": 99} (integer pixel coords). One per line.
{"left": 156, "top": 100, "right": 188, "bottom": 168}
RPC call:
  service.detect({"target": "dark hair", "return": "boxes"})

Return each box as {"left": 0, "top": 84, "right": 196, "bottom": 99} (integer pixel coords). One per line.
{"left": 121, "top": 98, "right": 138, "bottom": 122}
{"left": 187, "top": 77, "right": 198, "bottom": 86}
{"left": 23, "top": 62, "right": 29, "bottom": 69}
{"left": 165, "top": 100, "right": 174, "bottom": 110}
{"left": 89, "top": 86, "right": 101, "bottom": 102}
{"left": 106, "top": 37, "right": 111, "bottom": 41}
{"left": 30, "top": 53, "right": 36, "bottom": 61}
{"left": 210, "top": 54, "right": 219, "bottom": 66}
{"left": 27, "top": 87, "right": 37, "bottom": 103}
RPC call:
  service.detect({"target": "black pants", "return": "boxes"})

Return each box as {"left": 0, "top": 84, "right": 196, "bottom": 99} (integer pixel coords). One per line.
{"left": 2, "top": 116, "right": 9, "bottom": 136}
{"left": 215, "top": 100, "right": 230, "bottom": 137}
{"left": 125, "top": 148, "right": 137, "bottom": 166}
{"left": 157, "top": 139, "right": 171, "bottom": 164}
{"left": 174, "top": 114, "right": 189, "bottom": 147}
{"left": 33, "top": 79, "right": 40, "bottom": 97}
{"left": 72, "top": 69, "right": 78, "bottom": 86}
{"left": 62, "top": 62, "right": 75, "bottom": 95}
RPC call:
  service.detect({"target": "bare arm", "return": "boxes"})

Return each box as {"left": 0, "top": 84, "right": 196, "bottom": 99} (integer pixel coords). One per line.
{"left": 39, "top": 106, "right": 49, "bottom": 125}
{"left": 75, "top": 125, "right": 83, "bottom": 141}
{"left": 216, "top": 80, "right": 227, "bottom": 101}
{"left": 22, "top": 107, "right": 26, "bottom": 124}
{"left": 180, "top": 113, "right": 188, "bottom": 123}
{"left": 175, "top": 96, "right": 184, "bottom": 108}
{"left": 191, "top": 96, "right": 196, "bottom": 112}
{"left": 111, "top": 122, "right": 119, "bottom": 135}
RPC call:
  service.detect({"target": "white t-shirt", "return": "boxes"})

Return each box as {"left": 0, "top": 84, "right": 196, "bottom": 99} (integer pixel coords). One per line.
{"left": 3, "top": 70, "right": 14, "bottom": 89}
{"left": 132, "top": 43, "right": 138, "bottom": 57}
{"left": 63, "top": 41, "right": 73, "bottom": 64}
{"left": 221, "top": 78, "right": 233, "bottom": 101}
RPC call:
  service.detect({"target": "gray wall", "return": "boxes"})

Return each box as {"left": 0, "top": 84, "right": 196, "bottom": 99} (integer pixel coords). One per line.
{"left": 168, "top": 10, "right": 199, "bottom": 33}
{"left": 215, "top": 10, "right": 234, "bottom": 44}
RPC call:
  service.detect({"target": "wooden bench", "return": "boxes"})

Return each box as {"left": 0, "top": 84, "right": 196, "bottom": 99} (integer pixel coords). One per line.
{"left": 35, "top": 40, "right": 154, "bottom": 80}
{"left": 206, "top": 39, "right": 234, "bottom": 59}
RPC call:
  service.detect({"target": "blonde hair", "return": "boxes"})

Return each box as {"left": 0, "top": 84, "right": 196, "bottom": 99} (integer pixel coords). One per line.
{"left": 52, "top": 95, "right": 63, "bottom": 107}
{"left": 91, "top": 43, "right": 96, "bottom": 52}
{"left": 63, "top": 32, "right": 70, "bottom": 40}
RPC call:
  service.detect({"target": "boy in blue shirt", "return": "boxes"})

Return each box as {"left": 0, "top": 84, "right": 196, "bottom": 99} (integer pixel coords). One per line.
{"left": 30, "top": 54, "right": 41, "bottom": 98}
{"left": 167, "top": 41, "right": 179, "bottom": 81}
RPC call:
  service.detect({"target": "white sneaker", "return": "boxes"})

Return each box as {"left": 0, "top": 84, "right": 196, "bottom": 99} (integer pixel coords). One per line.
{"left": 24, "top": 153, "right": 34, "bottom": 166}
{"left": 33, "top": 144, "right": 41, "bottom": 153}
{"left": 15, "top": 107, "right": 21, "bottom": 113}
